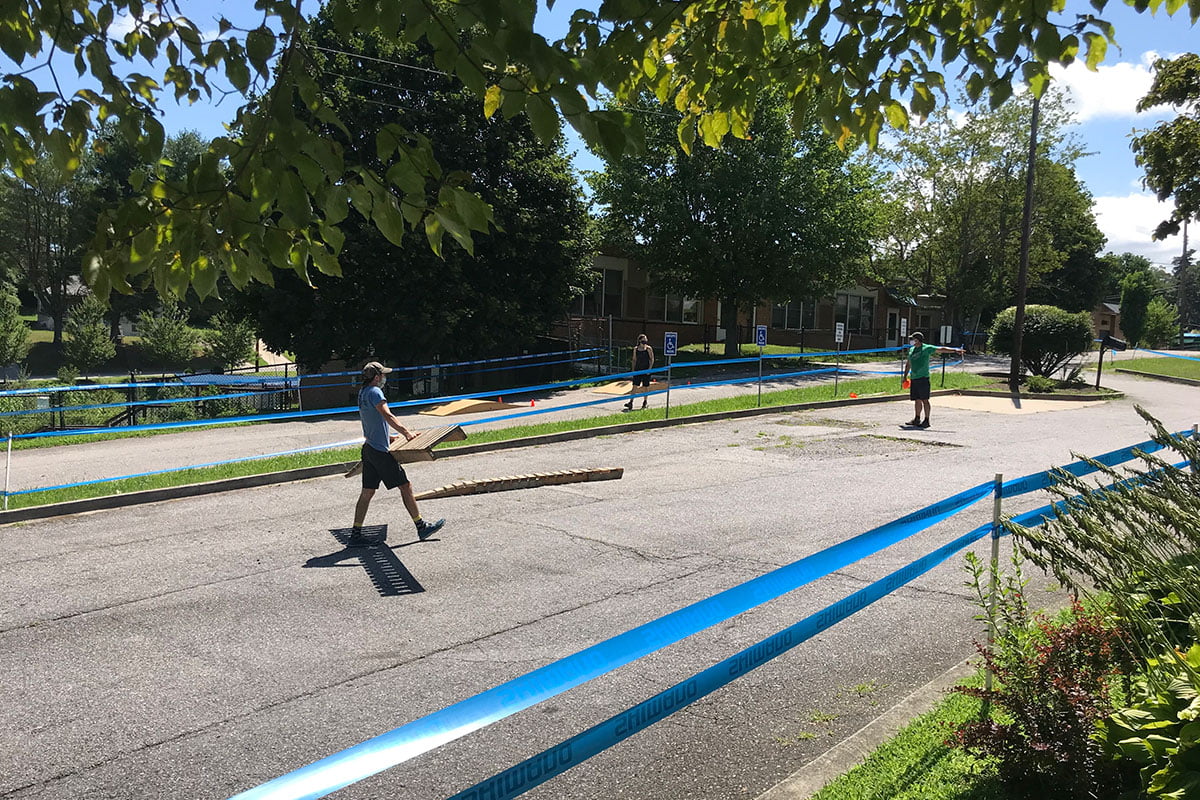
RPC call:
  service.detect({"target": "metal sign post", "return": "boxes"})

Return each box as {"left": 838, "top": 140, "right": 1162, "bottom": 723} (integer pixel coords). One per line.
{"left": 834, "top": 322, "right": 845, "bottom": 397}
{"left": 664, "top": 332, "right": 677, "bottom": 420}
{"left": 3, "top": 431, "right": 10, "bottom": 511}
{"left": 756, "top": 325, "right": 767, "bottom": 407}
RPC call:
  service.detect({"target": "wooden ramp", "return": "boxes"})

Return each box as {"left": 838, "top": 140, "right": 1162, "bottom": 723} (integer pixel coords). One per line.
{"left": 593, "top": 380, "right": 665, "bottom": 396}
{"left": 421, "top": 398, "right": 521, "bottom": 416}
{"left": 415, "top": 468, "right": 623, "bottom": 500}
{"left": 345, "top": 425, "right": 467, "bottom": 477}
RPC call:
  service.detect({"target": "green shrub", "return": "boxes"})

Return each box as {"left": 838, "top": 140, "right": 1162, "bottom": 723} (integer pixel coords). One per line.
{"left": 1141, "top": 298, "right": 1181, "bottom": 349}
{"left": 63, "top": 296, "right": 116, "bottom": 376}
{"left": 137, "top": 303, "right": 201, "bottom": 368}
{"left": 1101, "top": 646, "right": 1200, "bottom": 799}
{"left": 1026, "top": 375, "right": 1057, "bottom": 393}
{"left": 0, "top": 293, "right": 30, "bottom": 373}
{"left": 988, "top": 305, "right": 1094, "bottom": 378}
{"left": 1121, "top": 271, "right": 1155, "bottom": 346}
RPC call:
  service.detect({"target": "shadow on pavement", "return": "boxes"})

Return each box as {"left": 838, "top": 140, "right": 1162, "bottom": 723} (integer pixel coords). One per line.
{"left": 304, "top": 526, "right": 425, "bottom": 596}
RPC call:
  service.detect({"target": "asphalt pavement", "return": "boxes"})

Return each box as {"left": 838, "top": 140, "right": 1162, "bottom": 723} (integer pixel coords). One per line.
{"left": 0, "top": 367, "right": 1196, "bottom": 799}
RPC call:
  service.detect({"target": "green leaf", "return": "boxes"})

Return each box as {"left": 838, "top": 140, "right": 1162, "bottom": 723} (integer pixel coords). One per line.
{"left": 276, "top": 171, "right": 312, "bottom": 227}
{"left": 484, "top": 84, "right": 502, "bottom": 118}
{"left": 245, "top": 28, "right": 275, "bottom": 76}
{"left": 526, "top": 94, "right": 560, "bottom": 142}
{"left": 884, "top": 101, "right": 909, "bottom": 129}
{"left": 1084, "top": 32, "right": 1108, "bottom": 69}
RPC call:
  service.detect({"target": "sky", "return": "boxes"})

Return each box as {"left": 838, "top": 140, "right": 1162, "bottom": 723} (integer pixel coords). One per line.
{"left": 13, "top": 1, "right": 1200, "bottom": 269}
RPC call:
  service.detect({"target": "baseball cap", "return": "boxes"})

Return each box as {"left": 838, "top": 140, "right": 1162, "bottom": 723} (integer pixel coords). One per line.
{"left": 362, "top": 360, "right": 393, "bottom": 377}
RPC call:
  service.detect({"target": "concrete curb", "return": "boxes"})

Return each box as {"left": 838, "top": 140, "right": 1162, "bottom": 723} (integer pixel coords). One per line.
{"left": 755, "top": 657, "right": 977, "bottom": 800}
{"left": 1115, "top": 368, "right": 1200, "bottom": 387}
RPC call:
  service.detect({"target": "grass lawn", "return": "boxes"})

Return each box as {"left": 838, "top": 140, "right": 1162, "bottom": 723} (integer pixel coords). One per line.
{"left": 6, "top": 372, "right": 989, "bottom": 510}
{"left": 810, "top": 679, "right": 1007, "bottom": 800}
{"left": 1115, "top": 355, "right": 1200, "bottom": 381}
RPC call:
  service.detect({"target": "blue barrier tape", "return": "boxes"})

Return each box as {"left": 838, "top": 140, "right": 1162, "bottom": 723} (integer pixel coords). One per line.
{"left": 453, "top": 367, "right": 840, "bottom": 429}
{"left": 760, "top": 346, "right": 907, "bottom": 361}
{"left": 0, "top": 389, "right": 272, "bottom": 418}
{"left": 451, "top": 521, "right": 994, "bottom": 800}
{"left": 12, "top": 404, "right": 359, "bottom": 440}
{"left": 5, "top": 438, "right": 363, "bottom": 497}
{"left": 998, "top": 431, "right": 1192, "bottom": 498}
{"left": 0, "top": 349, "right": 607, "bottom": 398}
{"left": 1133, "top": 348, "right": 1200, "bottom": 363}
{"left": 454, "top": 453, "right": 1196, "bottom": 799}
{"left": 227, "top": 479, "right": 992, "bottom": 800}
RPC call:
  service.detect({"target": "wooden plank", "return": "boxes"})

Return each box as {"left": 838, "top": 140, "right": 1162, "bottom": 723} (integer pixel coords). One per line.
{"left": 345, "top": 426, "right": 467, "bottom": 476}
{"left": 414, "top": 467, "right": 623, "bottom": 500}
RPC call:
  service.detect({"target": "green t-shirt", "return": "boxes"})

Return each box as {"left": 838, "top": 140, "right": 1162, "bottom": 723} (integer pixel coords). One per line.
{"left": 907, "top": 343, "right": 938, "bottom": 379}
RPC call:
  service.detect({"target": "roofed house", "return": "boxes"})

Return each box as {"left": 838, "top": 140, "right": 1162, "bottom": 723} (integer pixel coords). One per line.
{"left": 1093, "top": 301, "right": 1124, "bottom": 341}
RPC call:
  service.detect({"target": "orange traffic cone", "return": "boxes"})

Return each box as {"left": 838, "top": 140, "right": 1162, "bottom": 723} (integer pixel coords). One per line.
{"left": 849, "top": 392, "right": 858, "bottom": 398}
{"left": 530, "top": 399, "right": 535, "bottom": 407}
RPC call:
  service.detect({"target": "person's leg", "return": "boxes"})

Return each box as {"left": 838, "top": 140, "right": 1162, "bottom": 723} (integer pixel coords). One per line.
{"left": 353, "top": 488, "right": 376, "bottom": 528}
{"left": 910, "top": 399, "right": 921, "bottom": 425}
{"left": 624, "top": 382, "right": 634, "bottom": 409}
{"left": 920, "top": 399, "right": 932, "bottom": 421}
{"left": 399, "top": 482, "right": 420, "bottom": 521}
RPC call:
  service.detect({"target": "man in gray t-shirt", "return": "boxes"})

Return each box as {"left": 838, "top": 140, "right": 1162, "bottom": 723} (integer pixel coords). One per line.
{"left": 350, "top": 361, "right": 445, "bottom": 546}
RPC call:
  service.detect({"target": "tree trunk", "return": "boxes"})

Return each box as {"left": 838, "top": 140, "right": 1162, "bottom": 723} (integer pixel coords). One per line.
{"left": 722, "top": 298, "right": 740, "bottom": 358}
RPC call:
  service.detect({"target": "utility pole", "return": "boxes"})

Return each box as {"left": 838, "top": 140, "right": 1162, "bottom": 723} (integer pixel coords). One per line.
{"left": 1009, "top": 94, "right": 1040, "bottom": 391}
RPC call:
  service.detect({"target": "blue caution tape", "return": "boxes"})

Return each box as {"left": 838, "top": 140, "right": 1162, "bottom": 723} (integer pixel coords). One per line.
{"left": 453, "top": 455, "right": 1197, "bottom": 799}
{"left": 0, "top": 389, "right": 271, "bottom": 418}
{"left": 227, "top": 479, "right": 992, "bottom": 800}
{"left": 451, "top": 522, "right": 994, "bottom": 800}
{"left": 999, "top": 431, "right": 1192, "bottom": 498}
{"left": 12, "top": 405, "right": 359, "bottom": 440}
{"left": 5, "top": 438, "right": 363, "bottom": 497}
{"left": 761, "top": 345, "right": 907, "bottom": 361}
{"left": 1133, "top": 348, "right": 1200, "bottom": 363}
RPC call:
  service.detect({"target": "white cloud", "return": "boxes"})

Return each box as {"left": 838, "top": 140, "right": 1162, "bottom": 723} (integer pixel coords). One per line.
{"left": 1050, "top": 51, "right": 1178, "bottom": 122}
{"left": 1093, "top": 192, "right": 1187, "bottom": 266}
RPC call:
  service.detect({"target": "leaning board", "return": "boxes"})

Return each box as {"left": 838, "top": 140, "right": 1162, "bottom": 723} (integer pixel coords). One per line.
{"left": 344, "top": 425, "right": 468, "bottom": 477}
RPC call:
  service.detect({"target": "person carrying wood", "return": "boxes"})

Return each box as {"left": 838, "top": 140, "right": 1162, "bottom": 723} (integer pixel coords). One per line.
{"left": 349, "top": 361, "right": 445, "bottom": 546}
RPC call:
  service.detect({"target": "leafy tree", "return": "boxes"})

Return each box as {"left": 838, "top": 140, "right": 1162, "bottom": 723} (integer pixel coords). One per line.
{"left": 0, "top": 293, "right": 31, "bottom": 373}
{"left": 1120, "top": 271, "right": 1156, "bottom": 346}
{"left": 1099, "top": 252, "right": 1162, "bottom": 300}
{"left": 988, "top": 305, "right": 1092, "bottom": 378}
{"left": 0, "top": 154, "right": 89, "bottom": 343}
{"left": 591, "top": 95, "right": 875, "bottom": 356}
{"left": 0, "top": 0, "right": 1183, "bottom": 298}
{"left": 236, "top": 21, "right": 591, "bottom": 369}
{"left": 1141, "top": 297, "right": 1181, "bottom": 348}
{"left": 63, "top": 295, "right": 116, "bottom": 376}
{"left": 877, "top": 91, "right": 1098, "bottom": 327}
{"left": 205, "top": 313, "right": 256, "bottom": 371}
{"left": 136, "top": 303, "right": 200, "bottom": 368}
{"left": 1132, "top": 53, "right": 1200, "bottom": 240}
{"left": 1173, "top": 248, "right": 1200, "bottom": 328}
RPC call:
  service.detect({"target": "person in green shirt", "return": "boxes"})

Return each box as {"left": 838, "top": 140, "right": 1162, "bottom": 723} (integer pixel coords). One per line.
{"left": 901, "top": 331, "right": 963, "bottom": 428}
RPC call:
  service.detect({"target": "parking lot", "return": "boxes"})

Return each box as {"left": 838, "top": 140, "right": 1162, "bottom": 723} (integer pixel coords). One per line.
{"left": 1, "top": 373, "right": 1196, "bottom": 800}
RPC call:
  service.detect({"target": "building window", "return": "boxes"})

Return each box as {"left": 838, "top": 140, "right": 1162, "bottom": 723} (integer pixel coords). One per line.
{"left": 772, "top": 301, "right": 815, "bottom": 330}
{"left": 836, "top": 294, "right": 875, "bottom": 333}
{"left": 647, "top": 292, "right": 700, "bottom": 323}
{"left": 577, "top": 268, "right": 624, "bottom": 317}
{"left": 915, "top": 313, "right": 932, "bottom": 333}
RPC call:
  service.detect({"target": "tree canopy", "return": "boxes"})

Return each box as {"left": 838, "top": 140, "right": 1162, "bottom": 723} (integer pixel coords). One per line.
{"left": 235, "top": 16, "right": 591, "bottom": 369}
{"left": 872, "top": 90, "right": 1104, "bottom": 325}
{"left": 0, "top": 0, "right": 1187, "bottom": 300}
{"left": 1132, "top": 52, "right": 1200, "bottom": 240}
{"left": 590, "top": 94, "right": 874, "bottom": 355}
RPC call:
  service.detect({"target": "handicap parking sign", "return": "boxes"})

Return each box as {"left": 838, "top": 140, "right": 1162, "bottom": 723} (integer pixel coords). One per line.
{"left": 664, "top": 331, "right": 678, "bottom": 357}
{"left": 756, "top": 325, "right": 767, "bottom": 348}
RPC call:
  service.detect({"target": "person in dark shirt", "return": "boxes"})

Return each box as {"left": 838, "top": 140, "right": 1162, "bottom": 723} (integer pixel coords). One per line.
{"left": 350, "top": 361, "right": 445, "bottom": 546}
{"left": 624, "top": 334, "right": 655, "bottom": 411}
{"left": 901, "top": 332, "right": 963, "bottom": 428}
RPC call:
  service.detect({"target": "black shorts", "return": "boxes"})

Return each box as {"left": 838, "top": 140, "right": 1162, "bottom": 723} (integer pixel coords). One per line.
{"left": 361, "top": 443, "right": 409, "bottom": 490}
{"left": 632, "top": 372, "right": 652, "bottom": 387}
{"left": 909, "top": 377, "right": 931, "bottom": 400}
